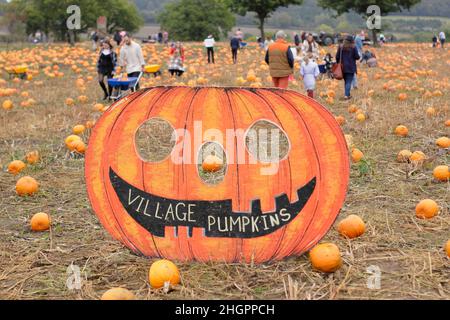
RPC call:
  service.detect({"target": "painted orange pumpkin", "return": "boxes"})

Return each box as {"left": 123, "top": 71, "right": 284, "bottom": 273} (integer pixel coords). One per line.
{"left": 85, "top": 87, "right": 349, "bottom": 263}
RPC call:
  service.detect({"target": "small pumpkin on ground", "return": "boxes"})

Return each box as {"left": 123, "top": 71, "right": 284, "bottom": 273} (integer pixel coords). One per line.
{"left": 8, "top": 160, "right": 26, "bottom": 175}
{"left": 30, "top": 212, "right": 51, "bottom": 231}
{"left": 101, "top": 288, "right": 135, "bottom": 300}
{"left": 435, "top": 137, "right": 450, "bottom": 149}
{"left": 309, "top": 243, "right": 342, "bottom": 273}
{"left": 394, "top": 125, "right": 409, "bottom": 137}
{"left": 433, "top": 165, "right": 449, "bottom": 182}
{"left": 397, "top": 150, "right": 412, "bottom": 163}
{"left": 337, "top": 215, "right": 366, "bottom": 239}
{"left": 351, "top": 148, "right": 364, "bottom": 163}
{"left": 25, "top": 151, "right": 40, "bottom": 165}
{"left": 148, "top": 259, "right": 180, "bottom": 289}
{"left": 16, "top": 176, "right": 39, "bottom": 196}
{"left": 415, "top": 199, "right": 439, "bottom": 219}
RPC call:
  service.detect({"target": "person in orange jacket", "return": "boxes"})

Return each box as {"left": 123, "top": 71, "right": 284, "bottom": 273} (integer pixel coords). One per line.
{"left": 265, "top": 30, "right": 294, "bottom": 89}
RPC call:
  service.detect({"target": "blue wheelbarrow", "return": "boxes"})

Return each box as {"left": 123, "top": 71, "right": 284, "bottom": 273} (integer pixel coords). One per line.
{"left": 108, "top": 72, "right": 142, "bottom": 101}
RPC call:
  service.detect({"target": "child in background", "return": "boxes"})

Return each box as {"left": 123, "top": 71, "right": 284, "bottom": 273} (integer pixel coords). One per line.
{"left": 300, "top": 53, "right": 320, "bottom": 98}
{"left": 324, "top": 53, "right": 334, "bottom": 78}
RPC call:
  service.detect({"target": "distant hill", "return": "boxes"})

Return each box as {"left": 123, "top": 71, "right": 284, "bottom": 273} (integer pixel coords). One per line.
{"left": 133, "top": 0, "right": 450, "bottom": 26}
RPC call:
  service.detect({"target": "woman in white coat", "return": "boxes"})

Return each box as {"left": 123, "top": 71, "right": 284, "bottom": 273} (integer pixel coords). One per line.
{"left": 301, "top": 34, "right": 320, "bottom": 60}
{"left": 300, "top": 53, "right": 320, "bottom": 98}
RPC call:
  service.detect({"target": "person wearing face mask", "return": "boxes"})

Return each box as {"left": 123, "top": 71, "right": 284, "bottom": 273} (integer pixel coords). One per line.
{"left": 119, "top": 33, "right": 145, "bottom": 91}
{"left": 97, "top": 39, "right": 117, "bottom": 100}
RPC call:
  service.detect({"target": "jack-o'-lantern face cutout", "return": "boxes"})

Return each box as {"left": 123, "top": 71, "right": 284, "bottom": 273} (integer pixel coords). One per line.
{"left": 85, "top": 87, "right": 349, "bottom": 263}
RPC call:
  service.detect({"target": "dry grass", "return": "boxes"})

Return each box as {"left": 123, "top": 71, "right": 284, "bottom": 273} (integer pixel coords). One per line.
{"left": 0, "top": 42, "right": 448, "bottom": 300}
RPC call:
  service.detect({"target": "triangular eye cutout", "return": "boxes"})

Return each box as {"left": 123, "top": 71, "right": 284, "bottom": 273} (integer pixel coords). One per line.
{"left": 245, "top": 120, "right": 291, "bottom": 163}
{"left": 135, "top": 118, "right": 176, "bottom": 163}
{"left": 197, "top": 141, "right": 227, "bottom": 185}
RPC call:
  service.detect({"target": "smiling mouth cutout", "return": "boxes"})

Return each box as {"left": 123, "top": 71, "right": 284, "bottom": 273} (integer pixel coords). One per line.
{"left": 110, "top": 168, "right": 316, "bottom": 239}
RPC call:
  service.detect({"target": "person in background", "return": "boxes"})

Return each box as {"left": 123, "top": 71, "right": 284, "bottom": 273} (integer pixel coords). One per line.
{"left": 97, "top": 39, "right": 117, "bottom": 100}
{"left": 204, "top": 35, "right": 215, "bottom": 64}
{"left": 301, "top": 33, "right": 319, "bottom": 60}
{"left": 257, "top": 37, "right": 264, "bottom": 49}
{"left": 439, "top": 31, "right": 446, "bottom": 49}
{"left": 236, "top": 28, "right": 244, "bottom": 41}
{"left": 324, "top": 53, "right": 334, "bottom": 79}
{"left": 352, "top": 31, "right": 364, "bottom": 89}
{"left": 230, "top": 34, "right": 240, "bottom": 64}
{"left": 336, "top": 35, "right": 360, "bottom": 100}
{"left": 379, "top": 33, "right": 386, "bottom": 45}
{"left": 301, "top": 31, "right": 307, "bottom": 43}
{"left": 300, "top": 52, "right": 320, "bottom": 98}
{"left": 294, "top": 33, "right": 301, "bottom": 47}
{"left": 91, "top": 30, "right": 99, "bottom": 51}
{"left": 168, "top": 42, "right": 185, "bottom": 77}
{"left": 361, "top": 50, "right": 377, "bottom": 68}
{"left": 119, "top": 34, "right": 145, "bottom": 91}
{"left": 113, "top": 30, "right": 122, "bottom": 46}
{"left": 163, "top": 31, "right": 169, "bottom": 45}
{"left": 264, "top": 36, "right": 273, "bottom": 51}
{"left": 158, "top": 32, "right": 163, "bottom": 44}
{"left": 432, "top": 34, "right": 438, "bottom": 48}
{"left": 265, "top": 30, "right": 294, "bottom": 89}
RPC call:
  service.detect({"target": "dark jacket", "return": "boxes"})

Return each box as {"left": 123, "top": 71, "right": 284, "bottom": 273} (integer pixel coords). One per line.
{"left": 265, "top": 39, "right": 294, "bottom": 77}
{"left": 336, "top": 45, "right": 360, "bottom": 74}
{"left": 97, "top": 50, "right": 117, "bottom": 74}
{"left": 230, "top": 37, "right": 240, "bottom": 49}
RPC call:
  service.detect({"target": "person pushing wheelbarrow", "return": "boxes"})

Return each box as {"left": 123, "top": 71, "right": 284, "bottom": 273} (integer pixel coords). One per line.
{"left": 119, "top": 33, "right": 145, "bottom": 91}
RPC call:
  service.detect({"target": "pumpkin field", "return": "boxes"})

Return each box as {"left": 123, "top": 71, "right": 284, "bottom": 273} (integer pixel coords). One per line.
{"left": 0, "top": 42, "right": 448, "bottom": 300}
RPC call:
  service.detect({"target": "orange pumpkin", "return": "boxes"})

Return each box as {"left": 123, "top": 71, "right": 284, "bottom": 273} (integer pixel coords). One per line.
{"left": 30, "top": 212, "right": 51, "bottom": 231}
{"left": 309, "top": 243, "right": 342, "bottom": 273}
{"left": 73, "top": 124, "right": 86, "bottom": 135}
{"left": 337, "top": 214, "right": 365, "bottom": 239}
{"left": 433, "top": 165, "right": 449, "bottom": 182}
{"left": 101, "top": 288, "right": 135, "bottom": 300}
{"left": 351, "top": 148, "right": 364, "bottom": 163}
{"left": 436, "top": 137, "right": 450, "bottom": 149}
{"left": 410, "top": 151, "right": 426, "bottom": 163}
{"left": 26, "top": 151, "right": 40, "bottom": 165}
{"left": 2, "top": 99, "right": 13, "bottom": 110}
{"left": 202, "top": 155, "right": 223, "bottom": 173}
{"left": 397, "top": 150, "right": 412, "bottom": 163}
{"left": 65, "top": 135, "right": 82, "bottom": 151}
{"left": 356, "top": 113, "right": 366, "bottom": 122}
{"left": 148, "top": 259, "right": 181, "bottom": 289}
{"left": 8, "top": 160, "right": 26, "bottom": 175}
{"left": 16, "top": 176, "right": 39, "bottom": 196}
{"left": 426, "top": 107, "right": 436, "bottom": 117}
{"left": 394, "top": 125, "right": 408, "bottom": 137}
{"left": 85, "top": 87, "right": 349, "bottom": 263}
{"left": 415, "top": 199, "right": 439, "bottom": 219}
{"left": 65, "top": 98, "right": 75, "bottom": 106}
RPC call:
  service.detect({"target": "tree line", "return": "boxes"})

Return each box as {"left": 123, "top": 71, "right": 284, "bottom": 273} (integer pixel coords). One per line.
{"left": 1, "top": 0, "right": 423, "bottom": 42}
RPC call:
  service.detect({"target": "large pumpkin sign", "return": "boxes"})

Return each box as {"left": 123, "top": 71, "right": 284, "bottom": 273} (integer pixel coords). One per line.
{"left": 85, "top": 87, "right": 349, "bottom": 263}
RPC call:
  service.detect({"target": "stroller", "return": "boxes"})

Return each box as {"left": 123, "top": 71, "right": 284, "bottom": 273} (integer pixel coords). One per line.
{"left": 108, "top": 72, "right": 143, "bottom": 101}
{"left": 319, "top": 53, "right": 335, "bottom": 80}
